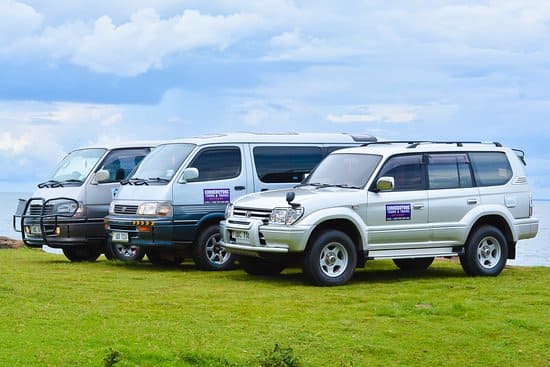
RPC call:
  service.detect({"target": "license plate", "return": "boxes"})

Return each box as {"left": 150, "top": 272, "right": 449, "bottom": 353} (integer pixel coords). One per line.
{"left": 232, "top": 230, "right": 250, "bottom": 243}
{"left": 30, "top": 225, "right": 42, "bottom": 235}
{"left": 112, "top": 231, "right": 129, "bottom": 243}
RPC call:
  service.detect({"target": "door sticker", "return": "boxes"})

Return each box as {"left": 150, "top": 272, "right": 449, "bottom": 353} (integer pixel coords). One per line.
{"left": 386, "top": 204, "right": 411, "bottom": 221}
{"left": 203, "top": 189, "right": 230, "bottom": 204}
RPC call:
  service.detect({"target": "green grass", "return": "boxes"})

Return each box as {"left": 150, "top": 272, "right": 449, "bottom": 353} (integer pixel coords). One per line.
{"left": 1, "top": 248, "right": 549, "bottom": 367}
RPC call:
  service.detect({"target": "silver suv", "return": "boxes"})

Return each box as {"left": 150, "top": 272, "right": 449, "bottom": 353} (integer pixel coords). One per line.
{"left": 220, "top": 141, "right": 539, "bottom": 286}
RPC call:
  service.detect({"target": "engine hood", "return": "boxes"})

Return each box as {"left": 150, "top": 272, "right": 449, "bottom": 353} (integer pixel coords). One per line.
{"left": 233, "top": 186, "right": 364, "bottom": 212}
{"left": 114, "top": 184, "right": 172, "bottom": 202}
{"left": 31, "top": 186, "right": 86, "bottom": 201}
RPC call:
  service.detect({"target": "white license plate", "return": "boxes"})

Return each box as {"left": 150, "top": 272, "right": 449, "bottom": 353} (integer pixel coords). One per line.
{"left": 112, "top": 231, "right": 129, "bottom": 243}
{"left": 232, "top": 230, "right": 250, "bottom": 243}
{"left": 30, "top": 225, "right": 42, "bottom": 235}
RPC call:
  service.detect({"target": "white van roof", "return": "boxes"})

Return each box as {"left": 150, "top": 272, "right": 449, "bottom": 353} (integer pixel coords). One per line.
{"left": 72, "top": 140, "right": 164, "bottom": 151}
{"left": 159, "top": 132, "right": 377, "bottom": 145}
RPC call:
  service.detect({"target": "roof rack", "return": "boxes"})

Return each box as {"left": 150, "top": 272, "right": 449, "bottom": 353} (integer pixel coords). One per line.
{"left": 362, "top": 141, "right": 503, "bottom": 148}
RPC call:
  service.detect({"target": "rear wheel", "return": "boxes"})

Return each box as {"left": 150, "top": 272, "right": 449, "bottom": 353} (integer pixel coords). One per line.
{"left": 193, "top": 225, "right": 235, "bottom": 270}
{"left": 62, "top": 246, "right": 101, "bottom": 262}
{"left": 393, "top": 257, "right": 434, "bottom": 273}
{"left": 238, "top": 256, "right": 285, "bottom": 276}
{"left": 111, "top": 243, "right": 145, "bottom": 262}
{"left": 302, "top": 230, "right": 356, "bottom": 286}
{"left": 461, "top": 225, "right": 508, "bottom": 276}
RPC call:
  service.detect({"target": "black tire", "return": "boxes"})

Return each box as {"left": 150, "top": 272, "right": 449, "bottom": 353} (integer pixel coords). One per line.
{"left": 461, "top": 225, "right": 508, "bottom": 276}
{"left": 146, "top": 248, "right": 183, "bottom": 266}
{"left": 302, "top": 230, "right": 357, "bottom": 286}
{"left": 62, "top": 246, "right": 101, "bottom": 262}
{"left": 238, "top": 256, "right": 286, "bottom": 276}
{"left": 192, "top": 225, "right": 235, "bottom": 271}
{"left": 111, "top": 242, "right": 146, "bottom": 262}
{"left": 393, "top": 257, "right": 434, "bottom": 273}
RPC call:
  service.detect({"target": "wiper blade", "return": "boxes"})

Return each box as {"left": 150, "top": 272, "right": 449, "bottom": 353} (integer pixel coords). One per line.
{"left": 332, "top": 184, "right": 362, "bottom": 189}
{"left": 62, "top": 179, "right": 83, "bottom": 184}
{"left": 121, "top": 177, "right": 149, "bottom": 186}
{"left": 37, "top": 180, "right": 63, "bottom": 188}
{"left": 148, "top": 177, "right": 170, "bottom": 183}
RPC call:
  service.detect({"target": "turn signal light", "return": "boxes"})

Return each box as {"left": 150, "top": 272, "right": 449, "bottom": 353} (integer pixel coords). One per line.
{"left": 137, "top": 225, "right": 151, "bottom": 232}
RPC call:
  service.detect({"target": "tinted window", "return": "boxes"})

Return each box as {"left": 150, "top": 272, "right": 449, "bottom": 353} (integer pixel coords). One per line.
{"left": 326, "top": 146, "right": 353, "bottom": 154}
{"left": 428, "top": 153, "right": 473, "bottom": 189}
{"left": 377, "top": 154, "right": 424, "bottom": 191}
{"left": 98, "top": 148, "right": 150, "bottom": 183}
{"left": 253, "top": 146, "right": 323, "bottom": 183}
{"left": 189, "top": 147, "right": 241, "bottom": 182}
{"left": 470, "top": 152, "right": 512, "bottom": 186}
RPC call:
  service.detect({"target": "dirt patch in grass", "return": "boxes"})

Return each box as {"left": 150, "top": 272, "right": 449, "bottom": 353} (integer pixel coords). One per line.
{"left": 0, "top": 236, "right": 23, "bottom": 249}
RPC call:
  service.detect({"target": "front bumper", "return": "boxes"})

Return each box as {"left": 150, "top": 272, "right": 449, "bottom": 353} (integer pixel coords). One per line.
{"left": 20, "top": 220, "right": 105, "bottom": 248}
{"left": 220, "top": 218, "right": 309, "bottom": 256}
{"left": 105, "top": 215, "right": 187, "bottom": 247}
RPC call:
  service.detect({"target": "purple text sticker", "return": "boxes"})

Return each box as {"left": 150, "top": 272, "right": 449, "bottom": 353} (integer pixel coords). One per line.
{"left": 386, "top": 204, "right": 411, "bottom": 221}
{"left": 203, "top": 188, "right": 230, "bottom": 204}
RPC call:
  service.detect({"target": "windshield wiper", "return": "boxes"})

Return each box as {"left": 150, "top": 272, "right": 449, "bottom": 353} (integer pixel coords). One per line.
{"left": 38, "top": 180, "right": 64, "bottom": 188}
{"left": 332, "top": 184, "right": 362, "bottom": 189}
{"left": 62, "top": 179, "right": 83, "bottom": 184}
{"left": 121, "top": 177, "right": 149, "bottom": 186}
{"left": 148, "top": 177, "right": 170, "bottom": 183}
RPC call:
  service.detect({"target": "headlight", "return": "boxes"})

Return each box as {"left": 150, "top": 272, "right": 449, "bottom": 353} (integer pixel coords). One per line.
{"left": 270, "top": 207, "right": 304, "bottom": 225}
{"left": 225, "top": 203, "right": 234, "bottom": 219}
{"left": 54, "top": 200, "right": 83, "bottom": 217}
{"left": 109, "top": 201, "right": 116, "bottom": 215}
{"left": 137, "top": 201, "right": 172, "bottom": 217}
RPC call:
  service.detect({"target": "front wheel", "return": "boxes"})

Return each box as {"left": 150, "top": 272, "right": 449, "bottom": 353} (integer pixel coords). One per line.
{"left": 460, "top": 225, "right": 508, "bottom": 276}
{"left": 62, "top": 246, "right": 101, "bottom": 262}
{"left": 393, "top": 257, "right": 434, "bottom": 273}
{"left": 111, "top": 243, "right": 145, "bottom": 262}
{"left": 192, "top": 225, "right": 235, "bottom": 270}
{"left": 238, "top": 256, "right": 286, "bottom": 276}
{"left": 302, "top": 230, "right": 356, "bottom": 286}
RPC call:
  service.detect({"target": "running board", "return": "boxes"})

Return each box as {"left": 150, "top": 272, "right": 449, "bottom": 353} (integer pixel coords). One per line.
{"left": 367, "top": 247, "right": 459, "bottom": 260}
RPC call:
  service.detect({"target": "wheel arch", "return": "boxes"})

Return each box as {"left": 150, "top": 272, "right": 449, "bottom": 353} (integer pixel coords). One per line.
{"left": 466, "top": 215, "right": 516, "bottom": 259}
{"left": 306, "top": 218, "right": 365, "bottom": 267}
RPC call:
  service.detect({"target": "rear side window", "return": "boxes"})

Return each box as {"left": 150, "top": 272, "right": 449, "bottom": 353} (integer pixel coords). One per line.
{"left": 189, "top": 147, "right": 241, "bottom": 182}
{"left": 469, "top": 152, "right": 512, "bottom": 186}
{"left": 98, "top": 148, "right": 150, "bottom": 182}
{"left": 253, "top": 146, "right": 323, "bottom": 183}
{"left": 377, "top": 154, "right": 424, "bottom": 191}
{"left": 427, "top": 153, "right": 473, "bottom": 189}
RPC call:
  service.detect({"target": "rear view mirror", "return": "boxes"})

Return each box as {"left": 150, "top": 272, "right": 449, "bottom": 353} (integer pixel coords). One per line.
{"left": 95, "top": 169, "right": 110, "bottom": 183}
{"left": 181, "top": 167, "right": 199, "bottom": 183}
{"left": 376, "top": 176, "right": 395, "bottom": 192}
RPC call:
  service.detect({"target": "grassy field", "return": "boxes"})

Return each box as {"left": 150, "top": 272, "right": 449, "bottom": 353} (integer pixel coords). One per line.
{"left": 1, "top": 248, "right": 548, "bottom": 367}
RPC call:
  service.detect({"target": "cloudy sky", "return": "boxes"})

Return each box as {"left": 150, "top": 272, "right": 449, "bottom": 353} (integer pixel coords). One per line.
{"left": 1, "top": 0, "right": 549, "bottom": 197}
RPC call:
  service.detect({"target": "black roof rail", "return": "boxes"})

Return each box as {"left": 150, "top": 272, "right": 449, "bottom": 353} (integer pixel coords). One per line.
{"left": 362, "top": 141, "right": 503, "bottom": 148}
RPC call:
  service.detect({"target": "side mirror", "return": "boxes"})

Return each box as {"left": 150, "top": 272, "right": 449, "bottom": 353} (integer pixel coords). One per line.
{"left": 94, "top": 169, "right": 110, "bottom": 183}
{"left": 376, "top": 176, "right": 395, "bottom": 192}
{"left": 181, "top": 167, "right": 199, "bottom": 183}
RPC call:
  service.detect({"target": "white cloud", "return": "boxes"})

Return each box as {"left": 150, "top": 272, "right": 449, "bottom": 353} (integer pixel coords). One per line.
{"left": 0, "top": 1, "right": 43, "bottom": 44}
{"left": 71, "top": 9, "right": 267, "bottom": 76}
{"left": 327, "top": 105, "right": 419, "bottom": 124}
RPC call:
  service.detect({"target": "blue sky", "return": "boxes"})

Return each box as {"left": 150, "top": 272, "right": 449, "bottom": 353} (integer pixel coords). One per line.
{"left": 1, "top": 0, "right": 549, "bottom": 197}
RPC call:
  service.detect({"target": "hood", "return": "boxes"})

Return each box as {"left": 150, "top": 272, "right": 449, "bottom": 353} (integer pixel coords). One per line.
{"left": 233, "top": 186, "right": 364, "bottom": 212}
{"left": 31, "top": 186, "right": 86, "bottom": 201}
{"left": 114, "top": 184, "right": 172, "bottom": 202}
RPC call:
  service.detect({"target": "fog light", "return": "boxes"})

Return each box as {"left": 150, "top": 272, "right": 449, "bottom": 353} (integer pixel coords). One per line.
{"left": 24, "top": 226, "right": 31, "bottom": 235}
{"left": 137, "top": 226, "right": 151, "bottom": 232}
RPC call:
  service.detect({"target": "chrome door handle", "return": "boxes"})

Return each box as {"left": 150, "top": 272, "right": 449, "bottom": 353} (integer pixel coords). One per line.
{"left": 412, "top": 204, "right": 425, "bottom": 210}
{"left": 467, "top": 199, "right": 478, "bottom": 205}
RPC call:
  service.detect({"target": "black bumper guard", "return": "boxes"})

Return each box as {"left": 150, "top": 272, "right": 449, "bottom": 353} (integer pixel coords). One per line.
{"left": 13, "top": 197, "right": 80, "bottom": 247}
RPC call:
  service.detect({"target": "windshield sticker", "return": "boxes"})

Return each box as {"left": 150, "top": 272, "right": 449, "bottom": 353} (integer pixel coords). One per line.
{"left": 204, "top": 189, "right": 230, "bottom": 204}
{"left": 386, "top": 204, "right": 411, "bottom": 221}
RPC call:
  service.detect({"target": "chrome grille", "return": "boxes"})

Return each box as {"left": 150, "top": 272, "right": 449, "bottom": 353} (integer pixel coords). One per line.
{"left": 28, "top": 204, "right": 53, "bottom": 216}
{"left": 233, "top": 207, "right": 272, "bottom": 220}
{"left": 114, "top": 205, "right": 139, "bottom": 215}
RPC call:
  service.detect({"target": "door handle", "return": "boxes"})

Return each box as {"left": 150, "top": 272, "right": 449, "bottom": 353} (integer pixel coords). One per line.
{"left": 234, "top": 186, "right": 245, "bottom": 191}
{"left": 467, "top": 199, "right": 478, "bottom": 205}
{"left": 261, "top": 188, "right": 269, "bottom": 192}
{"left": 412, "top": 204, "right": 425, "bottom": 210}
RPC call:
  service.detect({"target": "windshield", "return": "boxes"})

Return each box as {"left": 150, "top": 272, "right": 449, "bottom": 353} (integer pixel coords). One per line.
{"left": 50, "top": 148, "right": 106, "bottom": 183}
{"left": 131, "top": 143, "right": 196, "bottom": 182}
{"left": 302, "top": 153, "right": 382, "bottom": 188}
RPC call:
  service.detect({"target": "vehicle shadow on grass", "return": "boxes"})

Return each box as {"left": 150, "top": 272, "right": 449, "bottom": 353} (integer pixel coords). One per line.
{"left": 228, "top": 260, "right": 468, "bottom": 287}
